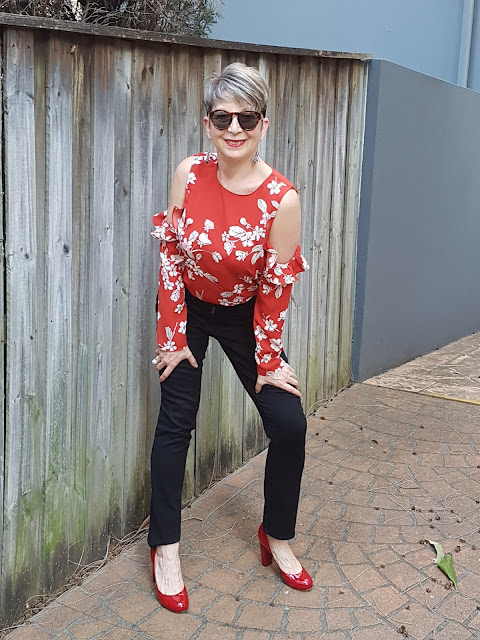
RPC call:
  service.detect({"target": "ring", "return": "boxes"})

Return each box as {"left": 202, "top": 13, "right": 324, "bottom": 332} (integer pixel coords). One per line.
{"left": 152, "top": 357, "right": 159, "bottom": 365}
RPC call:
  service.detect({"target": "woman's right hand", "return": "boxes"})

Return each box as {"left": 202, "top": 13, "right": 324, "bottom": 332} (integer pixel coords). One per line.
{"left": 153, "top": 346, "right": 198, "bottom": 382}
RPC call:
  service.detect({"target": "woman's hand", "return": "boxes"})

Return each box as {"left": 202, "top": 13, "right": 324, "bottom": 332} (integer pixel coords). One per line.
{"left": 153, "top": 346, "right": 198, "bottom": 382}
{"left": 255, "top": 362, "right": 301, "bottom": 397}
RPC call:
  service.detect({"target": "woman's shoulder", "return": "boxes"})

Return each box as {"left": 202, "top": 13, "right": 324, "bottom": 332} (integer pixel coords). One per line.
{"left": 263, "top": 165, "right": 297, "bottom": 199}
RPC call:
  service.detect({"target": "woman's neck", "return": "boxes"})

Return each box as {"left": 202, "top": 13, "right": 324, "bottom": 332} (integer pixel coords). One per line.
{"left": 216, "top": 157, "right": 271, "bottom": 195}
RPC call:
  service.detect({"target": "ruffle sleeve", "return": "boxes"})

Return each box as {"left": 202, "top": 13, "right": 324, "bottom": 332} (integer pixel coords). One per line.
{"left": 253, "top": 242, "right": 308, "bottom": 376}
{"left": 151, "top": 209, "right": 187, "bottom": 352}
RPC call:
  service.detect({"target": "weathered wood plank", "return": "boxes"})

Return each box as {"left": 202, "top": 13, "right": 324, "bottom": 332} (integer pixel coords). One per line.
{"left": 0, "top": 26, "right": 5, "bottom": 599}
{"left": 43, "top": 34, "right": 75, "bottom": 587}
{"left": 70, "top": 37, "right": 91, "bottom": 566}
{"left": 338, "top": 62, "right": 368, "bottom": 389}
{"left": 306, "top": 60, "right": 337, "bottom": 411}
{"left": 2, "top": 27, "right": 42, "bottom": 620}
{"left": 289, "top": 57, "right": 318, "bottom": 402}
{"left": 110, "top": 42, "right": 132, "bottom": 536}
{"left": 324, "top": 61, "right": 349, "bottom": 399}
{"left": 85, "top": 41, "right": 116, "bottom": 557}
{"left": 126, "top": 44, "right": 159, "bottom": 523}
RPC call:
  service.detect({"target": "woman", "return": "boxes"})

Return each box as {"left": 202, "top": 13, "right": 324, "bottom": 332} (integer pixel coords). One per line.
{"left": 149, "top": 62, "right": 311, "bottom": 613}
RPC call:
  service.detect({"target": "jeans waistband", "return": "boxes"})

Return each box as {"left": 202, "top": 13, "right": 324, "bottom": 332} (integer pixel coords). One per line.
{"left": 185, "top": 286, "right": 256, "bottom": 318}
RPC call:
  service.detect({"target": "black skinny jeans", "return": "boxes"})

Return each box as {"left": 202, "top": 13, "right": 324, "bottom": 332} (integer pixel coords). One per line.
{"left": 148, "top": 289, "right": 307, "bottom": 547}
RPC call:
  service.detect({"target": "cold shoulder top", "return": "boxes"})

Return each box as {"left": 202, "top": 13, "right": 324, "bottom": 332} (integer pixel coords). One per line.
{"left": 151, "top": 153, "right": 308, "bottom": 376}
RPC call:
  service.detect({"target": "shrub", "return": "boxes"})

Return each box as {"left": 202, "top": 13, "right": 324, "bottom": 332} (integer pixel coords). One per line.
{"left": 0, "top": 0, "right": 222, "bottom": 37}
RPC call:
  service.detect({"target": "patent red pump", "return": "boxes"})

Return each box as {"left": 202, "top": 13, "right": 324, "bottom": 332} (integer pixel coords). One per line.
{"left": 150, "top": 547, "right": 189, "bottom": 613}
{"left": 258, "top": 524, "right": 313, "bottom": 591}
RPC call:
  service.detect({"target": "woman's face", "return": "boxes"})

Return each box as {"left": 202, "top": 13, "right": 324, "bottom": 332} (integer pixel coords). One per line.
{"left": 203, "top": 97, "right": 269, "bottom": 162}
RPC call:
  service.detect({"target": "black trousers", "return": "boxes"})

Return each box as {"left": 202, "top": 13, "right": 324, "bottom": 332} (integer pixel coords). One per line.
{"left": 148, "top": 288, "right": 307, "bottom": 547}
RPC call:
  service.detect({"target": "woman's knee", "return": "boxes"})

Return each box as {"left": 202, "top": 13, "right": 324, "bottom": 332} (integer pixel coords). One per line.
{"left": 264, "top": 404, "right": 307, "bottom": 445}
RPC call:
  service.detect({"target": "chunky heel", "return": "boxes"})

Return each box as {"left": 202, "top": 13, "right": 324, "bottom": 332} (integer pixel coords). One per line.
{"left": 259, "top": 541, "right": 273, "bottom": 566}
{"left": 257, "top": 524, "right": 313, "bottom": 591}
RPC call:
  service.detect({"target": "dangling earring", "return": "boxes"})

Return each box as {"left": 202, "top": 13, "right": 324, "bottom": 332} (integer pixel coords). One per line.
{"left": 205, "top": 150, "right": 212, "bottom": 163}
{"left": 252, "top": 149, "right": 260, "bottom": 165}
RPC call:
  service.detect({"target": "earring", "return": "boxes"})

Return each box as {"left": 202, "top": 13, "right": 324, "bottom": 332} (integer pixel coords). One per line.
{"left": 205, "top": 151, "right": 211, "bottom": 163}
{"left": 252, "top": 149, "right": 260, "bottom": 165}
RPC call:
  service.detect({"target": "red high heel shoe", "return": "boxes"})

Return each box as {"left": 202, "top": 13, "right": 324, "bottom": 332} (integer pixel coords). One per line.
{"left": 150, "top": 547, "right": 189, "bottom": 613}
{"left": 258, "top": 524, "right": 313, "bottom": 591}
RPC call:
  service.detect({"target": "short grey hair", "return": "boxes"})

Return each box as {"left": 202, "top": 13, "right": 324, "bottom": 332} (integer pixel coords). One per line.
{"left": 204, "top": 62, "right": 268, "bottom": 115}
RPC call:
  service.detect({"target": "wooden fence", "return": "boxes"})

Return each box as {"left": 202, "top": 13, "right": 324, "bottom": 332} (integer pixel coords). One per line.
{"left": 0, "top": 15, "right": 369, "bottom": 626}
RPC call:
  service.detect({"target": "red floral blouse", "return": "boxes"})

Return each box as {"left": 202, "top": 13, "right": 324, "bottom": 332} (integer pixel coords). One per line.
{"left": 151, "top": 153, "right": 308, "bottom": 376}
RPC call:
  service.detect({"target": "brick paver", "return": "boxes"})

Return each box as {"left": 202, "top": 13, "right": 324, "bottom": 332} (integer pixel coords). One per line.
{"left": 4, "top": 336, "right": 480, "bottom": 639}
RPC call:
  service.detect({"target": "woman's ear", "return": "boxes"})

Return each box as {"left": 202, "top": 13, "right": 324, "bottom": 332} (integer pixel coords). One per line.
{"left": 260, "top": 117, "right": 269, "bottom": 141}
{"left": 203, "top": 115, "right": 211, "bottom": 140}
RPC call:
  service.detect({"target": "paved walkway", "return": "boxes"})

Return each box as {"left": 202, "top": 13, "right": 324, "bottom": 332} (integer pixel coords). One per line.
{"left": 5, "top": 335, "right": 480, "bottom": 639}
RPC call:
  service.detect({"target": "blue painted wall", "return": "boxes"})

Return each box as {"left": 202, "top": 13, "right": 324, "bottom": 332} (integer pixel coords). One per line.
{"left": 212, "top": 0, "right": 480, "bottom": 90}
{"left": 352, "top": 60, "right": 480, "bottom": 381}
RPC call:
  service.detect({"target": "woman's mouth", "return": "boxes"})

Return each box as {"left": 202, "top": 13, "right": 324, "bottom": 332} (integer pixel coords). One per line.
{"left": 225, "top": 140, "right": 246, "bottom": 147}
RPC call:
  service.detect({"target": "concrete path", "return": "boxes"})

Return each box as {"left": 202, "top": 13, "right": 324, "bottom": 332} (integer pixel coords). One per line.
{"left": 5, "top": 336, "right": 480, "bottom": 639}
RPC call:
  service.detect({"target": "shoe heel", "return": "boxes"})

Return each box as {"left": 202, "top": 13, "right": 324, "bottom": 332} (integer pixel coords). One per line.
{"left": 260, "top": 542, "right": 273, "bottom": 567}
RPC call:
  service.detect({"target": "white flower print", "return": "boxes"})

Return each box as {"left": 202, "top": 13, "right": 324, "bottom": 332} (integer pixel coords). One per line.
{"left": 250, "top": 226, "right": 264, "bottom": 242}
{"left": 204, "top": 219, "right": 215, "bottom": 231}
{"left": 233, "top": 283, "right": 245, "bottom": 294}
{"left": 264, "top": 317, "right": 278, "bottom": 333}
{"left": 236, "top": 250, "right": 248, "bottom": 261}
{"left": 278, "top": 309, "right": 287, "bottom": 321}
{"left": 232, "top": 296, "right": 245, "bottom": 304}
{"left": 212, "top": 252, "right": 222, "bottom": 263}
{"left": 229, "top": 225, "right": 247, "bottom": 241}
{"left": 262, "top": 284, "right": 272, "bottom": 295}
{"left": 251, "top": 245, "right": 264, "bottom": 265}
{"left": 175, "top": 303, "right": 184, "bottom": 314}
{"left": 224, "top": 240, "right": 235, "bottom": 255}
{"left": 261, "top": 353, "right": 272, "bottom": 363}
{"left": 267, "top": 178, "right": 287, "bottom": 195}
{"left": 161, "top": 326, "right": 177, "bottom": 351}
{"left": 178, "top": 321, "right": 187, "bottom": 334}
{"left": 197, "top": 232, "right": 212, "bottom": 247}
{"left": 254, "top": 325, "right": 267, "bottom": 341}
{"left": 283, "top": 274, "right": 296, "bottom": 285}
{"left": 221, "top": 291, "right": 234, "bottom": 298}
{"left": 187, "top": 172, "right": 197, "bottom": 185}
{"left": 269, "top": 338, "right": 283, "bottom": 352}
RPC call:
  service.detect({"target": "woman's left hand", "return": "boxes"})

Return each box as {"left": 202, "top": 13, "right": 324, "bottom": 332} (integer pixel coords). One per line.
{"left": 255, "top": 362, "right": 301, "bottom": 397}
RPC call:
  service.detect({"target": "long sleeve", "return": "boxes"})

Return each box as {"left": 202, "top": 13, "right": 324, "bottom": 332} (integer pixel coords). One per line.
{"left": 151, "top": 210, "right": 187, "bottom": 352}
{"left": 253, "top": 242, "right": 308, "bottom": 376}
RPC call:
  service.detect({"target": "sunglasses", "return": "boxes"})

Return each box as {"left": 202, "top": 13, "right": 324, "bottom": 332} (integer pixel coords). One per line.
{"left": 209, "top": 109, "right": 264, "bottom": 131}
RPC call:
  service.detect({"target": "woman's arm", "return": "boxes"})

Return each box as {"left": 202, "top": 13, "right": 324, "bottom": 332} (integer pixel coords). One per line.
{"left": 253, "top": 188, "right": 308, "bottom": 396}
{"left": 152, "top": 156, "right": 198, "bottom": 380}
{"left": 267, "top": 189, "right": 301, "bottom": 263}
{"left": 166, "top": 156, "right": 196, "bottom": 223}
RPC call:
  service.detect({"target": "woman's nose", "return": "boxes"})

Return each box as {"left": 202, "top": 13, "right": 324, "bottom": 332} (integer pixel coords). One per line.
{"left": 228, "top": 115, "right": 242, "bottom": 134}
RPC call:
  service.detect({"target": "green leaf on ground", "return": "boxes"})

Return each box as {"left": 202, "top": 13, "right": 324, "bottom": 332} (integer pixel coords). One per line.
{"left": 427, "top": 540, "right": 457, "bottom": 589}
